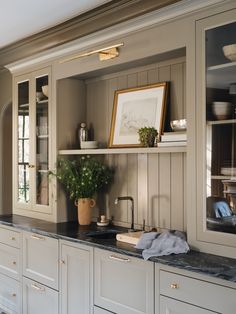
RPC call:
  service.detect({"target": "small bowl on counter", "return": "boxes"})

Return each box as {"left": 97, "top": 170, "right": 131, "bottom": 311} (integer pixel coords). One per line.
{"left": 170, "top": 119, "right": 187, "bottom": 132}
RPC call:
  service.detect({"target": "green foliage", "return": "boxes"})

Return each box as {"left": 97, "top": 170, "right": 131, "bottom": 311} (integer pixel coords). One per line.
{"left": 138, "top": 127, "right": 158, "bottom": 147}
{"left": 50, "top": 156, "right": 113, "bottom": 200}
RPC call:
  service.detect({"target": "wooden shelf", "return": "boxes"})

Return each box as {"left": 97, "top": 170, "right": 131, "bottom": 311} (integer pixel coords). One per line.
{"left": 58, "top": 146, "right": 187, "bottom": 155}
{"left": 207, "top": 61, "right": 236, "bottom": 89}
{"left": 207, "top": 119, "right": 236, "bottom": 125}
{"left": 211, "top": 175, "right": 236, "bottom": 180}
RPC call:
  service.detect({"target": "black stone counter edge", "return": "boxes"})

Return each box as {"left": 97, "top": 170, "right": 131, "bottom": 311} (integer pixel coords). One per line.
{"left": 0, "top": 215, "right": 236, "bottom": 284}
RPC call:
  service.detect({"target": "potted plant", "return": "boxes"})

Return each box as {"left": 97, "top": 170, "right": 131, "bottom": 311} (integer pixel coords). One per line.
{"left": 50, "top": 156, "right": 113, "bottom": 225}
{"left": 138, "top": 127, "right": 158, "bottom": 147}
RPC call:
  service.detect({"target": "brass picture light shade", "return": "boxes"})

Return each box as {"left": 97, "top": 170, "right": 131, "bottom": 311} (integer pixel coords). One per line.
{"left": 59, "top": 43, "right": 124, "bottom": 63}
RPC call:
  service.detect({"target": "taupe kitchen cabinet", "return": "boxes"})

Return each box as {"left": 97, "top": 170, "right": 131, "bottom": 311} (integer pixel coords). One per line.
{"left": 193, "top": 7, "right": 236, "bottom": 256}
{"left": 94, "top": 248, "right": 154, "bottom": 314}
{"left": 60, "top": 240, "right": 93, "bottom": 314}
{"left": 22, "top": 231, "right": 59, "bottom": 290}
{"left": 0, "top": 226, "right": 22, "bottom": 314}
{"left": 13, "top": 67, "right": 53, "bottom": 221}
{"left": 160, "top": 296, "right": 216, "bottom": 314}
{"left": 23, "top": 277, "right": 58, "bottom": 314}
{"left": 156, "top": 266, "right": 236, "bottom": 314}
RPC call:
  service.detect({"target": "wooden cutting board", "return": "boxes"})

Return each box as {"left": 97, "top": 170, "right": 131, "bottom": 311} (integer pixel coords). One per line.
{"left": 116, "top": 231, "right": 144, "bottom": 245}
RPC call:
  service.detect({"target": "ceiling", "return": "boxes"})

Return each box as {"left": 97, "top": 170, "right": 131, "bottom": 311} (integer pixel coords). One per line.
{"left": 0, "top": 0, "right": 111, "bottom": 49}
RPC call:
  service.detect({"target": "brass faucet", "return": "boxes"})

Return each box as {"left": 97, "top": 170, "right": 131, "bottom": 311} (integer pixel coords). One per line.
{"left": 114, "top": 196, "right": 134, "bottom": 231}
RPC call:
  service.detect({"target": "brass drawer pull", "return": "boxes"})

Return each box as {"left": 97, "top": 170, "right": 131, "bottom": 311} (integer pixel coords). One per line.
{"left": 109, "top": 254, "right": 131, "bottom": 263}
{"left": 31, "top": 234, "right": 45, "bottom": 241}
{"left": 10, "top": 237, "right": 16, "bottom": 241}
{"left": 170, "top": 283, "right": 179, "bottom": 289}
{"left": 31, "top": 283, "right": 45, "bottom": 292}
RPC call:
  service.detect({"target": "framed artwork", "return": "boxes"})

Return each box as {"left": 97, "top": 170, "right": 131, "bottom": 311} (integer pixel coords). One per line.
{"left": 109, "top": 82, "right": 169, "bottom": 147}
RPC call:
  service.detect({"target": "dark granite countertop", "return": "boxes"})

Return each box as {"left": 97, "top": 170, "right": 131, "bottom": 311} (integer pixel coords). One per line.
{"left": 0, "top": 214, "right": 236, "bottom": 284}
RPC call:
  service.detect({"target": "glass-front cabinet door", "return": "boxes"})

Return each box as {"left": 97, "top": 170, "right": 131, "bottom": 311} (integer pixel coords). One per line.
{"left": 196, "top": 9, "right": 236, "bottom": 247}
{"left": 14, "top": 67, "right": 51, "bottom": 217}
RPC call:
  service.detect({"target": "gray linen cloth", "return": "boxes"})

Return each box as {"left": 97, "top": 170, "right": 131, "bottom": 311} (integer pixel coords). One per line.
{"left": 135, "top": 230, "right": 190, "bottom": 260}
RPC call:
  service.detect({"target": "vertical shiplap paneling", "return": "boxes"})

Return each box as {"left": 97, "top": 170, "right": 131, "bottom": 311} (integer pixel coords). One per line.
{"left": 159, "top": 153, "right": 171, "bottom": 229}
{"left": 147, "top": 154, "right": 159, "bottom": 227}
{"left": 170, "top": 63, "right": 184, "bottom": 121}
{"left": 127, "top": 73, "right": 138, "bottom": 225}
{"left": 148, "top": 68, "right": 159, "bottom": 84}
{"left": 137, "top": 154, "right": 148, "bottom": 226}
{"left": 109, "top": 75, "right": 129, "bottom": 224}
{"left": 170, "top": 153, "right": 184, "bottom": 231}
{"left": 86, "top": 80, "right": 108, "bottom": 147}
{"left": 183, "top": 153, "right": 187, "bottom": 231}
{"left": 147, "top": 66, "right": 159, "bottom": 228}
{"left": 183, "top": 62, "right": 186, "bottom": 117}
{"left": 157, "top": 65, "right": 172, "bottom": 229}
{"left": 109, "top": 154, "right": 129, "bottom": 224}
{"left": 85, "top": 58, "right": 186, "bottom": 229}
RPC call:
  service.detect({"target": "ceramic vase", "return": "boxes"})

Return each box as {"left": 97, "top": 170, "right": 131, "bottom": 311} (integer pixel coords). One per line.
{"left": 75, "top": 198, "right": 96, "bottom": 225}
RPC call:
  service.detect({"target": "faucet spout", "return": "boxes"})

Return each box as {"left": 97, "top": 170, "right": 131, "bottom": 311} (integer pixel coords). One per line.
{"left": 114, "top": 196, "right": 134, "bottom": 231}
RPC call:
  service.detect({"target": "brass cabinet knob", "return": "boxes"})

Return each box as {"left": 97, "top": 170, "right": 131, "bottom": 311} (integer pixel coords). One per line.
{"left": 59, "top": 259, "right": 65, "bottom": 265}
{"left": 10, "top": 237, "right": 16, "bottom": 241}
{"left": 12, "top": 261, "right": 16, "bottom": 265}
{"left": 11, "top": 293, "right": 16, "bottom": 297}
{"left": 170, "top": 283, "right": 179, "bottom": 289}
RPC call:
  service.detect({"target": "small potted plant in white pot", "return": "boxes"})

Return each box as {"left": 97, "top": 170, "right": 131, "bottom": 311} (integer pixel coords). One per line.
{"left": 138, "top": 127, "right": 158, "bottom": 147}
{"left": 50, "top": 156, "right": 113, "bottom": 225}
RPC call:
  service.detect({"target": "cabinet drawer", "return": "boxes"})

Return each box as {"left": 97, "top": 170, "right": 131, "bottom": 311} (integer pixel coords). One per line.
{"left": 23, "top": 232, "right": 59, "bottom": 290}
{"left": 160, "top": 296, "right": 216, "bottom": 314}
{"left": 93, "top": 306, "right": 114, "bottom": 314}
{"left": 160, "top": 270, "right": 236, "bottom": 314}
{"left": 0, "top": 227, "right": 21, "bottom": 248}
{"left": 0, "top": 272, "right": 21, "bottom": 314}
{"left": 0, "top": 243, "right": 21, "bottom": 280}
{"left": 94, "top": 248, "right": 154, "bottom": 314}
{"left": 23, "top": 277, "right": 58, "bottom": 314}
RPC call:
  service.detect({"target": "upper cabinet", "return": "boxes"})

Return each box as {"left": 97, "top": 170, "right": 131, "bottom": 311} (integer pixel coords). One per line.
{"left": 13, "top": 67, "right": 53, "bottom": 220}
{"left": 196, "top": 9, "right": 236, "bottom": 249}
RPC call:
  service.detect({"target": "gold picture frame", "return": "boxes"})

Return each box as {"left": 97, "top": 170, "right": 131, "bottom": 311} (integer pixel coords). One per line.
{"left": 109, "top": 82, "right": 169, "bottom": 148}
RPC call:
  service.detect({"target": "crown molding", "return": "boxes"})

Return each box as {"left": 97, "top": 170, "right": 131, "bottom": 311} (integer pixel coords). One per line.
{"left": 6, "top": 0, "right": 227, "bottom": 73}
{"left": 0, "top": 0, "right": 181, "bottom": 69}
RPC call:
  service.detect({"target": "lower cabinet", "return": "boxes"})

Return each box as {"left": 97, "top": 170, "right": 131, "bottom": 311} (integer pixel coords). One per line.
{"left": 23, "top": 232, "right": 59, "bottom": 290}
{"left": 0, "top": 272, "right": 21, "bottom": 314}
{"left": 157, "top": 267, "right": 236, "bottom": 314}
{"left": 94, "top": 248, "right": 154, "bottom": 314}
{"left": 60, "top": 241, "right": 93, "bottom": 314}
{"left": 160, "top": 296, "right": 216, "bottom": 314}
{"left": 23, "top": 277, "right": 58, "bottom": 314}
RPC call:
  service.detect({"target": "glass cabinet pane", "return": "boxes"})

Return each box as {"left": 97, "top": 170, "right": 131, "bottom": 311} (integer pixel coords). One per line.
{"left": 17, "top": 81, "right": 30, "bottom": 203}
{"left": 35, "top": 75, "right": 49, "bottom": 206}
{"left": 205, "top": 21, "right": 236, "bottom": 234}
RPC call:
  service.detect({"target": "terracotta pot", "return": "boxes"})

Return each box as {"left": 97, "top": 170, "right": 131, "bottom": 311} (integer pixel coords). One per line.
{"left": 75, "top": 198, "right": 96, "bottom": 225}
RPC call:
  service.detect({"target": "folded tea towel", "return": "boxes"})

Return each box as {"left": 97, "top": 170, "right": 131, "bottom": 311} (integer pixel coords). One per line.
{"left": 135, "top": 232, "right": 160, "bottom": 249}
{"left": 141, "top": 230, "right": 190, "bottom": 260}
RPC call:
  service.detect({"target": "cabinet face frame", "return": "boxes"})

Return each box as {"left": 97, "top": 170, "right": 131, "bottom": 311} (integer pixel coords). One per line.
{"left": 196, "top": 9, "right": 236, "bottom": 249}
{"left": 13, "top": 66, "right": 53, "bottom": 219}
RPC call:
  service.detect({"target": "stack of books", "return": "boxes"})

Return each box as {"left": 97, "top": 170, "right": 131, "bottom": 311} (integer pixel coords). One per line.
{"left": 159, "top": 132, "right": 187, "bottom": 147}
